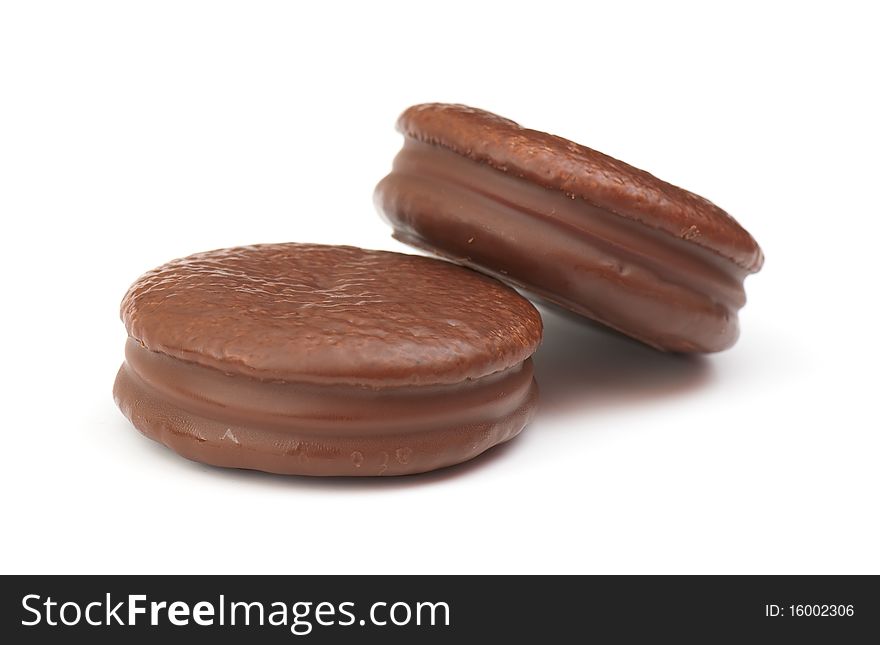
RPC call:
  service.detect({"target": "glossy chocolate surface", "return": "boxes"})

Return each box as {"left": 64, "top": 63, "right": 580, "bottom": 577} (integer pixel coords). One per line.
{"left": 115, "top": 243, "right": 542, "bottom": 476}
{"left": 122, "top": 243, "right": 542, "bottom": 385}
{"left": 115, "top": 341, "right": 537, "bottom": 476}
{"left": 376, "top": 104, "right": 764, "bottom": 352}
{"left": 396, "top": 103, "right": 763, "bottom": 272}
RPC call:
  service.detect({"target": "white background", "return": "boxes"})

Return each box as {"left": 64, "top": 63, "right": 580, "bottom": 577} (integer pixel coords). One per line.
{"left": 1, "top": 1, "right": 877, "bottom": 574}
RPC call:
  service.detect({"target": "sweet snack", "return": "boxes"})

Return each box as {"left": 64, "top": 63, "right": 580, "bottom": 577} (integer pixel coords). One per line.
{"left": 114, "top": 243, "right": 542, "bottom": 476}
{"left": 375, "top": 103, "right": 764, "bottom": 352}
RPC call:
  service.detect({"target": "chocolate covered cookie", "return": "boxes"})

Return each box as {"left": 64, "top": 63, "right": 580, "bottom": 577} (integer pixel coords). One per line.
{"left": 375, "top": 103, "right": 763, "bottom": 352}
{"left": 114, "top": 243, "right": 542, "bottom": 476}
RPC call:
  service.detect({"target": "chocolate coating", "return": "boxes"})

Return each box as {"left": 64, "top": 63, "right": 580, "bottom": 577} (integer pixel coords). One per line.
{"left": 376, "top": 103, "right": 764, "bottom": 352}
{"left": 115, "top": 243, "right": 542, "bottom": 476}
{"left": 122, "top": 243, "right": 541, "bottom": 385}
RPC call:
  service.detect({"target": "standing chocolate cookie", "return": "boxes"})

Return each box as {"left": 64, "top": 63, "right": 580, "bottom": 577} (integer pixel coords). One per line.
{"left": 375, "top": 103, "right": 763, "bottom": 352}
{"left": 114, "top": 243, "right": 542, "bottom": 476}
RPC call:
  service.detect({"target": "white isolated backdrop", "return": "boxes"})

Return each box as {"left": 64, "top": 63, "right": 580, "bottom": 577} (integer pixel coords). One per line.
{"left": 1, "top": 1, "right": 877, "bottom": 574}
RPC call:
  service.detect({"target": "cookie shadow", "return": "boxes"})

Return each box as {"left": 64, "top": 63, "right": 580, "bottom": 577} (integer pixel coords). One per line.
{"left": 532, "top": 304, "right": 714, "bottom": 417}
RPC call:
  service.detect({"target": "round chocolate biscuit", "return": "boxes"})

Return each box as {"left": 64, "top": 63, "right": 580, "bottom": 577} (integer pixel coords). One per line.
{"left": 114, "top": 243, "right": 542, "bottom": 476}
{"left": 375, "top": 103, "right": 764, "bottom": 352}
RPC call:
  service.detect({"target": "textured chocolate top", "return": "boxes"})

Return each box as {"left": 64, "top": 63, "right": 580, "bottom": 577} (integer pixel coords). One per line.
{"left": 121, "top": 244, "right": 542, "bottom": 386}
{"left": 398, "top": 103, "right": 763, "bottom": 272}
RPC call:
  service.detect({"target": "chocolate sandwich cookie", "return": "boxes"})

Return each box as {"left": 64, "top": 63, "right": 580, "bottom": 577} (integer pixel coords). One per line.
{"left": 114, "top": 243, "right": 542, "bottom": 476}
{"left": 375, "top": 103, "right": 764, "bottom": 352}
